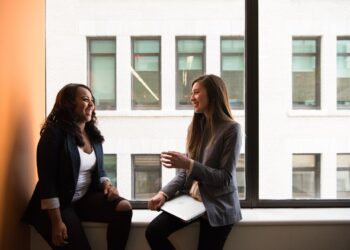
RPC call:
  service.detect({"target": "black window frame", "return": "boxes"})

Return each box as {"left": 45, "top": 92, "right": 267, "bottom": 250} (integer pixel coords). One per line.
{"left": 132, "top": 0, "right": 350, "bottom": 209}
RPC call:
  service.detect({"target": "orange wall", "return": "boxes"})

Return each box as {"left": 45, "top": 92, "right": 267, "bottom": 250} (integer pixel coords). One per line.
{"left": 0, "top": 0, "right": 45, "bottom": 249}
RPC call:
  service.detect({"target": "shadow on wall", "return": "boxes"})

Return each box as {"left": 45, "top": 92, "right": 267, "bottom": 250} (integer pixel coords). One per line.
{"left": 1, "top": 109, "right": 37, "bottom": 250}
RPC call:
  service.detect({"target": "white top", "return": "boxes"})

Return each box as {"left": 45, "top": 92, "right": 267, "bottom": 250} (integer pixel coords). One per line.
{"left": 72, "top": 147, "right": 97, "bottom": 201}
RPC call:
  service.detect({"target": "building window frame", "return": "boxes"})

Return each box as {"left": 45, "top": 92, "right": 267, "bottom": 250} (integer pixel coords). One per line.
{"left": 220, "top": 36, "right": 245, "bottom": 109}
{"left": 292, "top": 36, "right": 321, "bottom": 110}
{"left": 87, "top": 37, "right": 117, "bottom": 110}
{"left": 292, "top": 154, "right": 321, "bottom": 199}
{"left": 131, "top": 36, "right": 162, "bottom": 110}
{"left": 175, "top": 36, "right": 206, "bottom": 109}
{"left": 337, "top": 36, "right": 350, "bottom": 109}
{"left": 131, "top": 154, "right": 162, "bottom": 201}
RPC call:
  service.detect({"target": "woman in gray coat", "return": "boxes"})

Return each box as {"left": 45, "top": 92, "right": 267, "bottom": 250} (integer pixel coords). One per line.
{"left": 146, "top": 74, "right": 242, "bottom": 250}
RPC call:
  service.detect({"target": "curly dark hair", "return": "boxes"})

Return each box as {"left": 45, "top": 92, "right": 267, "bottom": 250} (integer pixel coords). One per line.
{"left": 41, "top": 83, "right": 104, "bottom": 145}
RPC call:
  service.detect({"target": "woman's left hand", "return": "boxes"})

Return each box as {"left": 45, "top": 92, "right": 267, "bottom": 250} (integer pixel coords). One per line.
{"left": 103, "top": 181, "right": 119, "bottom": 201}
{"left": 160, "top": 151, "right": 191, "bottom": 170}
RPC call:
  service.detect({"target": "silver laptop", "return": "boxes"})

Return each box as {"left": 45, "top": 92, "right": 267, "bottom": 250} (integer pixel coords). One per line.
{"left": 161, "top": 195, "right": 206, "bottom": 222}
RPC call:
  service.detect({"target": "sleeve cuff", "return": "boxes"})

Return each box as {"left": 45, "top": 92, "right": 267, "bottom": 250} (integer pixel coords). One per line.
{"left": 100, "top": 177, "right": 111, "bottom": 184}
{"left": 41, "top": 198, "right": 60, "bottom": 210}
{"left": 187, "top": 159, "right": 195, "bottom": 176}
{"left": 158, "top": 191, "right": 169, "bottom": 200}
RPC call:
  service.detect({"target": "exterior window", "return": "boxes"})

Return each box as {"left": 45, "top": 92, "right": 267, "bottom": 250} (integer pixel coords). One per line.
{"left": 176, "top": 37, "right": 205, "bottom": 108}
{"left": 221, "top": 37, "right": 245, "bottom": 109}
{"left": 237, "top": 154, "right": 246, "bottom": 199}
{"left": 131, "top": 37, "right": 161, "bottom": 109}
{"left": 337, "top": 154, "right": 350, "bottom": 199}
{"left": 104, "top": 154, "right": 117, "bottom": 186}
{"left": 337, "top": 38, "right": 350, "bottom": 109}
{"left": 88, "top": 38, "right": 116, "bottom": 110}
{"left": 132, "top": 155, "right": 161, "bottom": 200}
{"left": 292, "top": 38, "right": 320, "bottom": 109}
{"left": 292, "top": 154, "right": 320, "bottom": 199}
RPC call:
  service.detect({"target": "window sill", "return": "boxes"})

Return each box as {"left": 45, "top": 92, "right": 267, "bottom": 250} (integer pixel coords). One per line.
{"left": 288, "top": 110, "right": 350, "bottom": 117}
{"left": 82, "top": 208, "right": 350, "bottom": 228}
{"left": 95, "top": 110, "right": 245, "bottom": 118}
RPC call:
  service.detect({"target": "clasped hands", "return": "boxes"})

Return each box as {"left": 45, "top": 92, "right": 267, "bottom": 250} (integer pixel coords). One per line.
{"left": 103, "top": 180, "right": 119, "bottom": 201}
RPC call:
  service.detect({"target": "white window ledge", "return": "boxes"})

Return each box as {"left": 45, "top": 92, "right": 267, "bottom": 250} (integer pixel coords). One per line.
{"left": 82, "top": 208, "right": 350, "bottom": 228}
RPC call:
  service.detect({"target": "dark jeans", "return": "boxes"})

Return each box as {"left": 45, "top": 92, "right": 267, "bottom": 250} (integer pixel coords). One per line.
{"left": 145, "top": 212, "right": 233, "bottom": 250}
{"left": 31, "top": 192, "right": 132, "bottom": 250}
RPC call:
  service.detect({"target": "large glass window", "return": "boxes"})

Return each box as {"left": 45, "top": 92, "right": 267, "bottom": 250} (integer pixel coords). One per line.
{"left": 88, "top": 38, "right": 116, "bottom": 110}
{"left": 131, "top": 37, "right": 161, "bottom": 109}
{"left": 292, "top": 38, "right": 320, "bottom": 109}
{"left": 292, "top": 154, "right": 320, "bottom": 199}
{"left": 176, "top": 37, "right": 205, "bottom": 108}
{"left": 104, "top": 154, "right": 117, "bottom": 186}
{"left": 132, "top": 155, "right": 161, "bottom": 200}
{"left": 337, "top": 38, "right": 350, "bottom": 109}
{"left": 337, "top": 154, "right": 350, "bottom": 199}
{"left": 221, "top": 37, "right": 245, "bottom": 109}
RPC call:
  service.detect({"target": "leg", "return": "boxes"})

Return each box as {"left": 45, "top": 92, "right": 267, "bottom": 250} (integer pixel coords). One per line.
{"left": 197, "top": 219, "right": 233, "bottom": 250}
{"left": 31, "top": 206, "right": 91, "bottom": 250}
{"left": 75, "top": 192, "right": 132, "bottom": 250}
{"left": 145, "top": 212, "right": 195, "bottom": 250}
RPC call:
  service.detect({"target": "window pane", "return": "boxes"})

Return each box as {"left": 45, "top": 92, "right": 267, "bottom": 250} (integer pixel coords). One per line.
{"left": 221, "top": 38, "right": 245, "bottom": 110}
{"left": 237, "top": 154, "right": 246, "bottom": 199}
{"left": 292, "top": 39, "right": 319, "bottom": 109}
{"left": 134, "top": 40, "right": 160, "bottom": 53}
{"left": 133, "top": 155, "right": 161, "bottom": 200}
{"left": 90, "top": 40, "right": 116, "bottom": 54}
{"left": 178, "top": 40, "right": 204, "bottom": 53}
{"left": 292, "top": 40, "right": 317, "bottom": 53}
{"left": 88, "top": 39, "right": 116, "bottom": 110}
{"left": 337, "top": 154, "right": 350, "bottom": 199}
{"left": 292, "top": 154, "right": 319, "bottom": 199}
{"left": 132, "top": 38, "right": 161, "bottom": 109}
{"left": 176, "top": 38, "right": 205, "bottom": 108}
{"left": 222, "top": 39, "right": 244, "bottom": 53}
{"left": 337, "top": 39, "right": 350, "bottom": 109}
{"left": 90, "top": 56, "right": 116, "bottom": 109}
{"left": 104, "top": 154, "right": 117, "bottom": 186}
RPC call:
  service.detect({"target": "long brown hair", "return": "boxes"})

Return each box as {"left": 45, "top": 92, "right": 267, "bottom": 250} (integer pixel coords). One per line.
{"left": 41, "top": 83, "right": 104, "bottom": 145}
{"left": 186, "top": 74, "right": 233, "bottom": 159}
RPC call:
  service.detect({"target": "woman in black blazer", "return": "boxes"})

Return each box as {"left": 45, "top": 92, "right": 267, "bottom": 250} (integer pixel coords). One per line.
{"left": 22, "top": 84, "right": 132, "bottom": 250}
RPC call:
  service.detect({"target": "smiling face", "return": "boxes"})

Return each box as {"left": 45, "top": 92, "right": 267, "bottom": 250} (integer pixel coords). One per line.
{"left": 74, "top": 86, "right": 95, "bottom": 124}
{"left": 191, "top": 81, "right": 209, "bottom": 115}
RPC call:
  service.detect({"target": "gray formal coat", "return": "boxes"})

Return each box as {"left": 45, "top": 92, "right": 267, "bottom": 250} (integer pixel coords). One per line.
{"left": 161, "top": 120, "right": 242, "bottom": 227}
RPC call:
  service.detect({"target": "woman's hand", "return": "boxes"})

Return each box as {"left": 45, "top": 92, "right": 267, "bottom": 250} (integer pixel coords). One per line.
{"left": 148, "top": 192, "right": 166, "bottom": 211}
{"left": 160, "top": 151, "right": 191, "bottom": 170}
{"left": 103, "top": 181, "right": 119, "bottom": 201}
{"left": 47, "top": 208, "right": 68, "bottom": 246}
{"left": 51, "top": 221, "right": 68, "bottom": 246}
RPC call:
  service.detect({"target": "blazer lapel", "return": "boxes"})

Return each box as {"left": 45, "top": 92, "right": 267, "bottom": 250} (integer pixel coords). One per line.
{"left": 66, "top": 134, "right": 80, "bottom": 183}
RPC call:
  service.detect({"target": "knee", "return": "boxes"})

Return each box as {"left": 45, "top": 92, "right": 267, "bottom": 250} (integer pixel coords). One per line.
{"left": 115, "top": 200, "right": 132, "bottom": 212}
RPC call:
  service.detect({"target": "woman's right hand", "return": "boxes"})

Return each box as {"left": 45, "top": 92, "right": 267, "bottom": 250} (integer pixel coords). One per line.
{"left": 148, "top": 192, "right": 166, "bottom": 211}
{"left": 51, "top": 221, "right": 68, "bottom": 246}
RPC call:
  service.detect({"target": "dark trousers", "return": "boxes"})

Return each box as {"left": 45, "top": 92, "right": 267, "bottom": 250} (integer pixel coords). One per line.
{"left": 145, "top": 212, "right": 233, "bottom": 250}
{"left": 31, "top": 192, "right": 132, "bottom": 250}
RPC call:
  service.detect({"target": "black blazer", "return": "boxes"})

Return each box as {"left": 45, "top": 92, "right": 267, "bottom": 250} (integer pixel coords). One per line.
{"left": 23, "top": 125, "right": 106, "bottom": 224}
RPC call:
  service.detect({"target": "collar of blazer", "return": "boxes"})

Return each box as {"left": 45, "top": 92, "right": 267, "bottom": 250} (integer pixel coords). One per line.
{"left": 65, "top": 133, "right": 102, "bottom": 182}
